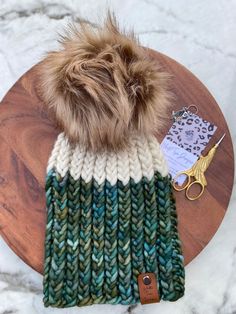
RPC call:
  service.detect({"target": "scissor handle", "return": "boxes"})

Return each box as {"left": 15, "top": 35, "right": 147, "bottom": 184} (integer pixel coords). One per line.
{"left": 172, "top": 172, "right": 191, "bottom": 191}
{"left": 185, "top": 180, "right": 205, "bottom": 201}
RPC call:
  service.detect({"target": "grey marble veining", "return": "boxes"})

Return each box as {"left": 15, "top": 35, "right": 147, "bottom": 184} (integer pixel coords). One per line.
{"left": 0, "top": 1, "right": 236, "bottom": 313}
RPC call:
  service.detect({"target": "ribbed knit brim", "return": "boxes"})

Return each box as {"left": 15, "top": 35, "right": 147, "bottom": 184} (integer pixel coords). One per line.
{"left": 43, "top": 133, "right": 185, "bottom": 307}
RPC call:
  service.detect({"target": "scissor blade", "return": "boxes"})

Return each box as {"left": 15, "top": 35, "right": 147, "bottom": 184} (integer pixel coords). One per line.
{"left": 216, "top": 133, "right": 226, "bottom": 146}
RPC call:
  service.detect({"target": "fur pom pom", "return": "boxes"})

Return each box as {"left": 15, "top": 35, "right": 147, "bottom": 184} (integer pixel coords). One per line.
{"left": 38, "top": 12, "right": 173, "bottom": 152}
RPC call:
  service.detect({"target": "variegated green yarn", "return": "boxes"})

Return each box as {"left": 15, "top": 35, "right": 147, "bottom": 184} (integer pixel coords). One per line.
{"left": 43, "top": 133, "right": 185, "bottom": 308}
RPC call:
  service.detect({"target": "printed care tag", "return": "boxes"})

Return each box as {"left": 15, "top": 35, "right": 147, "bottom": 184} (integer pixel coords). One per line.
{"left": 161, "top": 111, "right": 217, "bottom": 184}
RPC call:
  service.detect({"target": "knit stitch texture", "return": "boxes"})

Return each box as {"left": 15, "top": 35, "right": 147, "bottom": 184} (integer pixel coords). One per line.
{"left": 43, "top": 133, "right": 185, "bottom": 307}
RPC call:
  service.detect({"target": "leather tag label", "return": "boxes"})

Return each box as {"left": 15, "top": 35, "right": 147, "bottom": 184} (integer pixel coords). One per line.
{"left": 138, "top": 272, "right": 160, "bottom": 304}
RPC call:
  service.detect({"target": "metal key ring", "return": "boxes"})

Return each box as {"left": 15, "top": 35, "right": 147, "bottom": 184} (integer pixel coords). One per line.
{"left": 187, "top": 104, "right": 198, "bottom": 115}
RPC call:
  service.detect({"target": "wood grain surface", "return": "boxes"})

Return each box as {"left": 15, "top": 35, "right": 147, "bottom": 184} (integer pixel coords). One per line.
{"left": 0, "top": 49, "right": 234, "bottom": 274}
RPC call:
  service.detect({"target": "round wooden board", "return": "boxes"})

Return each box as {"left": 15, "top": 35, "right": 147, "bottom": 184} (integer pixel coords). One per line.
{"left": 0, "top": 49, "right": 234, "bottom": 274}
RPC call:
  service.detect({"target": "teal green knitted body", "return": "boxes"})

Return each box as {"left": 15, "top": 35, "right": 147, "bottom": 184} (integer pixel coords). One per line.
{"left": 43, "top": 133, "right": 185, "bottom": 308}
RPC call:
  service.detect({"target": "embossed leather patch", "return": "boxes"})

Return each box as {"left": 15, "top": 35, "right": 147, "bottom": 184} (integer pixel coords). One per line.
{"left": 138, "top": 272, "right": 160, "bottom": 304}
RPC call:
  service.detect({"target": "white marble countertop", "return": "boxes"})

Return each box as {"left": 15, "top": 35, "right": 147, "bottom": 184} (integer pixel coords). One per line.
{"left": 0, "top": 0, "right": 235, "bottom": 313}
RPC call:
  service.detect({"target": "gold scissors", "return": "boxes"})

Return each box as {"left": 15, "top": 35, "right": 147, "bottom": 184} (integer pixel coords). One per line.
{"left": 172, "top": 134, "right": 225, "bottom": 201}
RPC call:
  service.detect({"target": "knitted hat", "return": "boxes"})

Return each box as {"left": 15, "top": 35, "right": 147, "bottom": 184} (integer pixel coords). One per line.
{"left": 39, "top": 13, "right": 185, "bottom": 308}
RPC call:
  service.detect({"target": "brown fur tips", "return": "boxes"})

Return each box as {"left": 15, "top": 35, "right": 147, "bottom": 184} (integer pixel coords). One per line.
{"left": 38, "top": 12, "right": 173, "bottom": 152}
